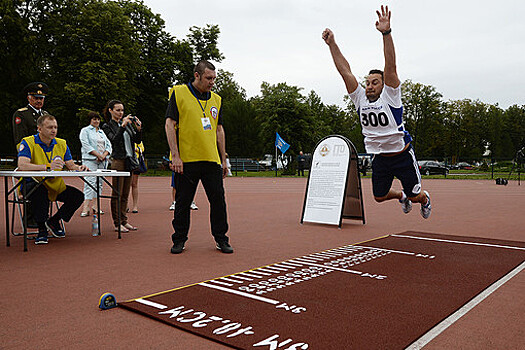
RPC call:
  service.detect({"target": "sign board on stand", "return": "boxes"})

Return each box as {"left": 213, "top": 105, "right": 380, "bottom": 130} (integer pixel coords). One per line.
{"left": 301, "top": 135, "right": 365, "bottom": 227}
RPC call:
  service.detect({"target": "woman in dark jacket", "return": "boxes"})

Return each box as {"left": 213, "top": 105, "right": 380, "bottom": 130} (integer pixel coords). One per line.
{"left": 102, "top": 100, "right": 142, "bottom": 232}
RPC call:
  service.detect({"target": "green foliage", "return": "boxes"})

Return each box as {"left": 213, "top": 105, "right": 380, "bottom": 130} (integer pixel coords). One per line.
{"left": 0, "top": 0, "right": 225, "bottom": 157}
{"left": 253, "top": 82, "right": 319, "bottom": 157}
{"left": 401, "top": 80, "right": 444, "bottom": 157}
{"left": 1, "top": 0, "right": 524, "bottom": 164}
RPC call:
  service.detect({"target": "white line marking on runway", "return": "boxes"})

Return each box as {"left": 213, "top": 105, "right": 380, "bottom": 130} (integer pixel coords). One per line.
{"left": 272, "top": 264, "right": 291, "bottom": 270}
{"left": 289, "top": 260, "right": 364, "bottom": 275}
{"left": 199, "top": 283, "right": 280, "bottom": 305}
{"left": 279, "top": 261, "right": 304, "bottom": 267}
{"left": 392, "top": 234, "right": 525, "bottom": 251}
{"left": 221, "top": 276, "right": 244, "bottom": 284}
{"left": 135, "top": 299, "right": 168, "bottom": 309}
{"left": 304, "top": 255, "right": 328, "bottom": 261}
{"left": 248, "top": 270, "right": 272, "bottom": 276}
{"left": 258, "top": 268, "right": 282, "bottom": 273}
{"left": 294, "top": 257, "right": 323, "bottom": 264}
{"left": 309, "top": 253, "right": 330, "bottom": 259}
{"left": 220, "top": 277, "right": 245, "bottom": 284}
{"left": 239, "top": 272, "right": 264, "bottom": 279}
{"left": 266, "top": 266, "right": 289, "bottom": 271}
{"left": 406, "top": 261, "right": 525, "bottom": 349}
{"left": 357, "top": 245, "right": 416, "bottom": 255}
{"left": 231, "top": 274, "right": 253, "bottom": 281}
{"left": 310, "top": 253, "right": 336, "bottom": 259}
{"left": 209, "top": 280, "right": 234, "bottom": 287}
{"left": 319, "top": 251, "right": 344, "bottom": 257}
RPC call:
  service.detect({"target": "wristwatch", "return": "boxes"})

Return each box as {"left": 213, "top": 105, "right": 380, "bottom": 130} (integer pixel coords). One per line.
{"left": 46, "top": 163, "right": 51, "bottom": 171}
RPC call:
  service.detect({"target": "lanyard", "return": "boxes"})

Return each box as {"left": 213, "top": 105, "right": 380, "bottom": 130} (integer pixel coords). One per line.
{"left": 40, "top": 143, "right": 54, "bottom": 163}
{"left": 188, "top": 83, "right": 209, "bottom": 117}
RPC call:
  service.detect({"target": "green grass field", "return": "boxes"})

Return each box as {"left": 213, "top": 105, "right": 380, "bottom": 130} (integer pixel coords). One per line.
{"left": 144, "top": 169, "right": 525, "bottom": 181}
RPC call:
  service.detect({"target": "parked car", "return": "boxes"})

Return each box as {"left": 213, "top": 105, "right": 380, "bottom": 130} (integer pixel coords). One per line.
{"left": 230, "top": 158, "right": 265, "bottom": 172}
{"left": 451, "top": 162, "right": 474, "bottom": 170}
{"left": 258, "top": 154, "right": 273, "bottom": 169}
{"left": 418, "top": 160, "right": 449, "bottom": 175}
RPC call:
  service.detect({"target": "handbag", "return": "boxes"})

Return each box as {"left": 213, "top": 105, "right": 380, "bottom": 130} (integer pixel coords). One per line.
{"left": 137, "top": 150, "right": 147, "bottom": 174}
{"left": 126, "top": 155, "right": 140, "bottom": 172}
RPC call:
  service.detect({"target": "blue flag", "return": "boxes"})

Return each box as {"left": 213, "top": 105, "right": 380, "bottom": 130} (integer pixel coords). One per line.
{"left": 275, "top": 132, "right": 290, "bottom": 154}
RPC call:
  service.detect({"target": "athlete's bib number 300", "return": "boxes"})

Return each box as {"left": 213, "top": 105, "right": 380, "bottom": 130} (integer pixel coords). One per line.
{"left": 361, "top": 112, "right": 389, "bottom": 127}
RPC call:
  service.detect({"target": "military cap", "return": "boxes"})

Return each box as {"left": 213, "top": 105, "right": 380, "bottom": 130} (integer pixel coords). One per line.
{"left": 24, "top": 82, "right": 49, "bottom": 97}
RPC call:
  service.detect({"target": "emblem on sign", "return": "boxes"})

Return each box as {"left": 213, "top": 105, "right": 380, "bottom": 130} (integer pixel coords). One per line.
{"left": 319, "top": 144, "right": 330, "bottom": 157}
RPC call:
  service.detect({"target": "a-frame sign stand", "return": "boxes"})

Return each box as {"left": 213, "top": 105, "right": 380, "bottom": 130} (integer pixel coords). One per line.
{"left": 301, "top": 135, "right": 365, "bottom": 228}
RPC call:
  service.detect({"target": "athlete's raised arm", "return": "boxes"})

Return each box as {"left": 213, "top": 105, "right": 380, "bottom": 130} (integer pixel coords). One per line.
{"left": 376, "top": 5, "right": 400, "bottom": 88}
{"left": 322, "top": 28, "right": 359, "bottom": 94}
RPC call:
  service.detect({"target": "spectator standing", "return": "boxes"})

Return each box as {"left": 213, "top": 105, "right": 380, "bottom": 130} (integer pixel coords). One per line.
{"left": 102, "top": 100, "right": 142, "bottom": 232}
{"left": 225, "top": 153, "right": 232, "bottom": 176}
{"left": 13, "top": 82, "right": 50, "bottom": 147}
{"left": 168, "top": 153, "right": 198, "bottom": 211}
{"left": 165, "top": 60, "right": 231, "bottom": 254}
{"left": 79, "top": 111, "right": 112, "bottom": 217}
{"left": 17, "top": 115, "right": 87, "bottom": 244}
{"left": 297, "top": 151, "right": 306, "bottom": 176}
{"left": 130, "top": 141, "right": 144, "bottom": 213}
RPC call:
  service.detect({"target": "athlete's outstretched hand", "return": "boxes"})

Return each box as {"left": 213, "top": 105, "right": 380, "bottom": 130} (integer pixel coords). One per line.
{"left": 375, "top": 5, "right": 391, "bottom": 33}
{"left": 322, "top": 28, "right": 335, "bottom": 45}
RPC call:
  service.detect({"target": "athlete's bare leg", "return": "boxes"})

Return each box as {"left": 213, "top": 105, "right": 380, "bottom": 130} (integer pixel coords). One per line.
{"left": 408, "top": 191, "right": 428, "bottom": 205}
{"left": 374, "top": 189, "right": 403, "bottom": 203}
{"left": 375, "top": 189, "right": 428, "bottom": 205}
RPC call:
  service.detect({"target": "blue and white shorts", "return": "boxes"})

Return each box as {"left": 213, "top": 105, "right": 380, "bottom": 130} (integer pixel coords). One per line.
{"left": 371, "top": 145, "right": 422, "bottom": 198}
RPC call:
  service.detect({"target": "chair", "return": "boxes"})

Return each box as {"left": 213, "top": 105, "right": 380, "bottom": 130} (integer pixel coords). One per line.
{"left": 11, "top": 171, "right": 66, "bottom": 238}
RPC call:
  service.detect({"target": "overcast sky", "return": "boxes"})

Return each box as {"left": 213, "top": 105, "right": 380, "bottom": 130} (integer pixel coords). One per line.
{"left": 143, "top": 0, "right": 525, "bottom": 109}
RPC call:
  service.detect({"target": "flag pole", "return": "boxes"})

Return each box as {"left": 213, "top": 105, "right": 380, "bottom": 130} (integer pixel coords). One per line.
{"left": 275, "top": 146, "right": 278, "bottom": 177}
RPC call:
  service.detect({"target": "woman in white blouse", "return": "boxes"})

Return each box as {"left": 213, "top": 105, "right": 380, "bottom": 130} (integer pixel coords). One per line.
{"left": 79, "top": 111, "right": 112, "bottom": 217}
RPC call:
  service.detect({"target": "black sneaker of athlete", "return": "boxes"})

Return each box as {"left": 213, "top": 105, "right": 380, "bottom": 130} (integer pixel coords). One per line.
{"left": 170, "top": 241, "right": 185, "bottom": 254}
{"left": 215, "top": 241, "right": 234, "bottom": 254}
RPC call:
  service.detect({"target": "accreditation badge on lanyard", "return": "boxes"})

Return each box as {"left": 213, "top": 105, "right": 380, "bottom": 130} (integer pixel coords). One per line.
{"left": 188, "top": 83, "right": 214, "bottom": 131}
{"left": 201, "top": 116, "right": 212, "bottom": 130}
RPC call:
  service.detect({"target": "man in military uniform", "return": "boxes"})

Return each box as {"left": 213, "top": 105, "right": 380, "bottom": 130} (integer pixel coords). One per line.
{"left": 12, "top": 82, "right": 50, "bottom": 228}
{"left": 13, "top": 82, "right": 49, "bottom": 147}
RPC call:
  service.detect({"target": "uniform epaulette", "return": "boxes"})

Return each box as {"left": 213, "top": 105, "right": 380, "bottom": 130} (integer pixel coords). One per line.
{"left": 17, "top": 107, "right": 28, "bottom": 112}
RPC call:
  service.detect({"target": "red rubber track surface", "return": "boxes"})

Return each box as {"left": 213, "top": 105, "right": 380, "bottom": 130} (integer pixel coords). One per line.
{"left": 1, "top": 177, "right": 524, "bottom": 349}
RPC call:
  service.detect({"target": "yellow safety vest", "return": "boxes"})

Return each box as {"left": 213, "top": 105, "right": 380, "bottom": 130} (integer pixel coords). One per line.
{"left": 22, "top": 135, "right": 68, "bottom": 201}
{"left": 169, "top": 84, "right": 222, "bottom": 164}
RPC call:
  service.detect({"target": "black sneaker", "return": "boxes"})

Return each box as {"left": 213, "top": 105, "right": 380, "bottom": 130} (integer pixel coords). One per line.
{"left": 45, "top": 220, "right": 65, "bottom": 238}
{"left": 216, "top": 241, "right": 234, "bottom": 254}
{"left": 35, "top": 235, "right": 48, "bottom": 245}
{"left": 170, "top": 241, "right": 185, "bottom": 254}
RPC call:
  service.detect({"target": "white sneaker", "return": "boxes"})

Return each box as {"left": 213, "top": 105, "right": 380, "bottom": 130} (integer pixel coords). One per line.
{"left": 169, "top": 201, "right": 175, "bottom": 210}
{"left": 420, "top": 191, "right": 431, "bottom": 219}
{"left": 399, "top": 197, "right": 412, "bottom": 214}
{"left": 190, "top": 201, "right": 199, "bottom": 210}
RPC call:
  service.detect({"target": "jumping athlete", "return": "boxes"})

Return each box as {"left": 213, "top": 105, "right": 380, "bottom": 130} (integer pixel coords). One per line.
{"left": 322, "top": 5, "right": 431, "bottom": 218}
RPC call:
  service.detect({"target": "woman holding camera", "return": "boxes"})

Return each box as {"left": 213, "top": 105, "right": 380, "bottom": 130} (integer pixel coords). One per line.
{"left": 102, "top": 100, "right": 142, "bottom": 232}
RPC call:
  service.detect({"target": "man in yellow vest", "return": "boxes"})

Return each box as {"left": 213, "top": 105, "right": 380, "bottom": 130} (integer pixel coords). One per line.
{"left": 165, "top": 60, "right": 232, "bottom": 254}
{"left": 17, "top": 115, "right": 87, "bottom": 244}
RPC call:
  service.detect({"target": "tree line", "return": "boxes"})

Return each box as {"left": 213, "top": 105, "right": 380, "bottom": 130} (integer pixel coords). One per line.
{"left": 2, "top": 0, "right": 525, "bottom": 163}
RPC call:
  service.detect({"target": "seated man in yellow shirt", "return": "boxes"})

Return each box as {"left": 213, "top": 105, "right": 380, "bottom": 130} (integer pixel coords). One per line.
{"left": 17, "top": 115, "right": 88, "bottom": 244}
